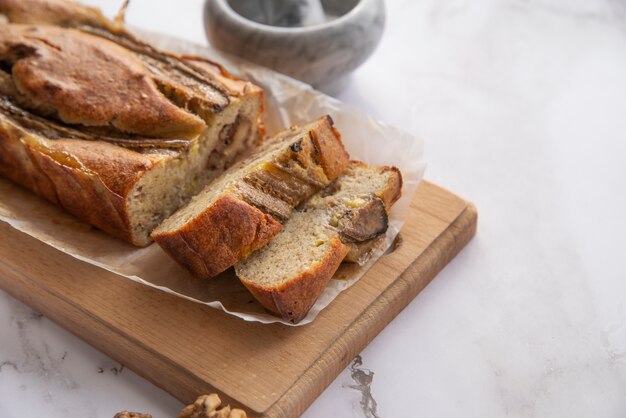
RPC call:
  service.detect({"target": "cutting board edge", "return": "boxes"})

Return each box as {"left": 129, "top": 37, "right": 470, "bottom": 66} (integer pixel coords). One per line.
{"left": 0, "top": 238, "right": 234, "bottom": 413}
{"left": 263, "top": 201, "right": 478, "bottom": 418}
{"left": 0, "top": 190, "right": 478, "bottom": 418}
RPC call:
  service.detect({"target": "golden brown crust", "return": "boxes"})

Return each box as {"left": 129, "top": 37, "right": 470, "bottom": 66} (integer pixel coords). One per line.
{"left": 0, "top": 0, "right": 124, "bottom": 32}
{"left": 44, "top": 138, "right": 163, "bottom": 198}
{"left": 152, "top": 194, "right": 283, "bottom": 278}
{"left": 1, "top": 24, "right": 206, "bottom": 138}
{"left": 0, "top": 114, "right": 165, "bottom": 244}
{"left": 377, "top": 165, "right": 403, "bottom": 210}
{"left": 182, "top": 56, "right": 263, "bottom": 98}
{"left": 182, "top": 56, "right": 266, "bottom": 144}
{"left": 310, "top": 116, "right": 350, "bottom": 182}
{"left": 240, "top": 236, "right": 349, "bottom": 323}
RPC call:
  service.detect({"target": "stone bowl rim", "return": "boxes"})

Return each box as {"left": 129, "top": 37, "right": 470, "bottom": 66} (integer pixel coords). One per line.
{"left": 209, "top": 0, "right": 368, "bottom": 35}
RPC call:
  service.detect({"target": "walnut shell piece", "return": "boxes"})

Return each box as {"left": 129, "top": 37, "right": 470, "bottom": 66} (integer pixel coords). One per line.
{"left": 178, "top": 394, "right": 247, "bottom": 418}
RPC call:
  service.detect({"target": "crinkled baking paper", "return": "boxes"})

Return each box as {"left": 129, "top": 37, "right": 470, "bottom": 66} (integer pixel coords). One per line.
{"left": 0, "top": 31, "right": 425, "bottom": 326}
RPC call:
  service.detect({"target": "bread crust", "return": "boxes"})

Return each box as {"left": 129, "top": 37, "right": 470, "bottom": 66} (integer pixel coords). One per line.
{"left": 152, "top": 194, "right": 283, "bottom": 278}
{"left": 0, "top": 116, "right": 165, "bottom": 244}
{"left": 0, "top": 0, "right": 123, "bottom": 32}
{"left": 377, "top": 165, "right": 403, "bottom": 210}
{"left": 1, "top": 24, "right": 208, "bottom": 138}
{"left": 239, "top": 236, "right": 349, "bottom": 323}
{"left": 309, "top": 116, "right": 349, "bottom": 182}
{"left": 183, "top": 56, "right": 267, "bottom": 141}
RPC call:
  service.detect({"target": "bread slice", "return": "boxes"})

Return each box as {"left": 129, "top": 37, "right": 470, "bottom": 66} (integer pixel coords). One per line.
{"left": 151, "top": 116, "right": 350, "bottom": 279}
{"left": 0, "top": 1, "right": 264, "bottom": 246}
{"left": 235, "top": 161, "right": 402, "bottom": 323}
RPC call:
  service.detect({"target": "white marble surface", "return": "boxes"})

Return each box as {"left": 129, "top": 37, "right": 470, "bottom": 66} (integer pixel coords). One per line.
{"left": 1, "top": 0, "right": 626, "bottom": 417}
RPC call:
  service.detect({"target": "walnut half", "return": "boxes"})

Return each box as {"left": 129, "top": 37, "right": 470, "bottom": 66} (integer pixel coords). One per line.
{"left": 113, "top": 412, "right": 152, "bottom": 418}
{"left": 113, "top": 393, "right": 246, "bottom": 418}
{"left": 178, "top": 394, "right": 247, "bottom": 418}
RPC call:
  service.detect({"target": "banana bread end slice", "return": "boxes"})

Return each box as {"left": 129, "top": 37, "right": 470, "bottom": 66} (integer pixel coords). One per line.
{"left": 235, "top": 161, "right": 402, "bottom": 323}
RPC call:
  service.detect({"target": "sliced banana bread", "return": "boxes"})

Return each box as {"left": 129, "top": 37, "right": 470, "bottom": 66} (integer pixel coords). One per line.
{"left": 0, "top": 0, "right": 264, "bottom": 246}
{"left": 235, "top": 161, "right": 402, "bottom": 323}
{"left": 151, "top": 116, "right": 350, "bottom": 279}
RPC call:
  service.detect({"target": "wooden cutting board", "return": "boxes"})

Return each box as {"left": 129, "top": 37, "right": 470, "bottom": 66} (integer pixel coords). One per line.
{"left": 0, "top": 181, "right": 476, "bottom": 418}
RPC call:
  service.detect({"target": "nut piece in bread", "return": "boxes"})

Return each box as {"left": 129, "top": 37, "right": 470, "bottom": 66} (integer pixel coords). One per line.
{"left": 0, "top": 0, "right": 264, "bottom": 246}
{"left": 235, "top": 161, "right": 402, "bottom": 323}
{"left": 152, "top": 115, "right": 350, "bottom": 278}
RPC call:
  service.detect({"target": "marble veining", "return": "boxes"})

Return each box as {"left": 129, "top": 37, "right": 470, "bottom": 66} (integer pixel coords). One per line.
{"left": 345, "top": 356, "right": 380, "bottom": 418}
{"left": 0, "top": 292, "right": 182, "bottom": 417}
{"left": 4, "top": 301, "right": 74, "bottom": 389}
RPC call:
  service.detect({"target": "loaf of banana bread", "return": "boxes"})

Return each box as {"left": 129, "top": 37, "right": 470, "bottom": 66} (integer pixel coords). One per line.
{"left": 0, "top": 0, "right": 264, "bottom": 246}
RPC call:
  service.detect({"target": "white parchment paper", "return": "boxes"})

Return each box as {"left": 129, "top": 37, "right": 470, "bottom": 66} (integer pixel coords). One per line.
{"left": 0, "top": 31, "right": 425, "bottom": 326}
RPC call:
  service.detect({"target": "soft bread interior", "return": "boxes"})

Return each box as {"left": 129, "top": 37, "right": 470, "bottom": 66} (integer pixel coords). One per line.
{"left": 236, "top": 210, "right": 336, "bottom": 286}
{"left": 128, "top": 95, "right": 261, "bottom": 245}
{"left": 150, "top": 130, "right": 286, "bottom": 233}
{"left": 305, "top": 162, "right": 397, "bottom": 210}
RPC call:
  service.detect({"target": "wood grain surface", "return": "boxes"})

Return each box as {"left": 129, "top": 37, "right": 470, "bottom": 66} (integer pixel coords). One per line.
{"left": 0, "top": 181, "right": 477, "bottom": 418}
